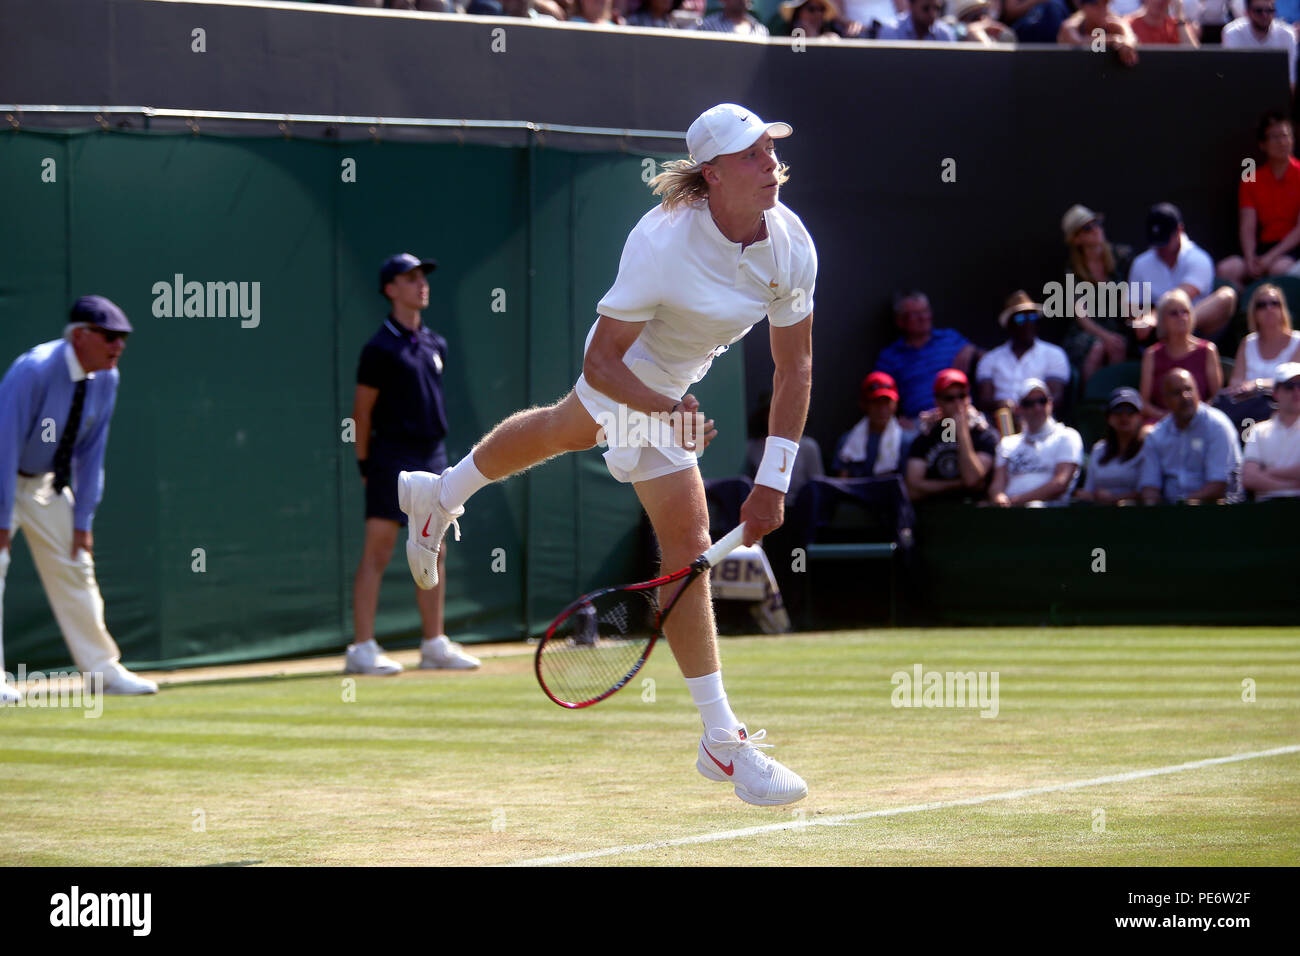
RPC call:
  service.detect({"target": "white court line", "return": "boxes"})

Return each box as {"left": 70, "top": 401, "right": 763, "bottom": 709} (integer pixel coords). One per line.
{"left": 506, "top": 744, "right": 1300, "bottom": 866}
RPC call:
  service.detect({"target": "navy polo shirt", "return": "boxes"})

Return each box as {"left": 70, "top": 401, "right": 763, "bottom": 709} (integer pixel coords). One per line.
{"left": 357, "top": 317, "right": 448, "bottom": 448}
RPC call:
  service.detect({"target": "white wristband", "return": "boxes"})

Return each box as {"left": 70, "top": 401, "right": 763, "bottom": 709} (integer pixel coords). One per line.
{"left": 755, "top": 436, "right": 800, "bottom": 493}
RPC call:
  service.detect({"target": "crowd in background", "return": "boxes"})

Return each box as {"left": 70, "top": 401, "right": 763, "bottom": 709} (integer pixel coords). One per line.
{"left": 820, "top": 113, "right": 1300, "bottom": 508}
{"left": 315, "top": 0, "right": 1298, "bottom": 62}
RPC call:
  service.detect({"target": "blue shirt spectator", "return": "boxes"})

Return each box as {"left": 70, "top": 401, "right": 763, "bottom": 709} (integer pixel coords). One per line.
{"left": 1139, "top": 383, "right": 1242, "bottom": 503}
{"left": 875, "top": 292, "right": 977, "bottom": 421}
{"left": 0, "top": 339, "right": 119, "bottom": 531}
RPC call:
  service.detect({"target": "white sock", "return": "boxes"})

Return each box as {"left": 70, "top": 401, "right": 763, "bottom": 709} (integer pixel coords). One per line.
{"left": 684, "top": 671, "right": 741, "bottom": 735}
{"left": 438, "top": 453, "right": 491, "bottom": 511}
{"left": 422, "top": 635, "right": 450, "bottom": 649}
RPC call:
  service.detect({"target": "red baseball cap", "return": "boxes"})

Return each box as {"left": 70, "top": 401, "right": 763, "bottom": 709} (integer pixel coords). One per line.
{"left": 933, "top": 368, "right": 968, "bottom": 395}
{"left": 861, "top": 371, "right": 899, "bottom": 403}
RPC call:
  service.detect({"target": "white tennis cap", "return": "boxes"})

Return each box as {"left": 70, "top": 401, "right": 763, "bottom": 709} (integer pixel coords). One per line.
{"left": 1275, "top": 361, "right": 1300, "bottom": 383}
{"left": 686, "top": 104, "right": 792, "bottom": 164}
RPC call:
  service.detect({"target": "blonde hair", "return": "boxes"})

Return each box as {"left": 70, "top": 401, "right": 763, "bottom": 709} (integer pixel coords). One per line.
{"left": 649, "top": 157, "right": 791, "bottom": 212}
{"left": 1066, "top": 234, "right": 1116, "bottom": 283}
{"left": 1156, "top": 288, "right": 1196, "bottom": 340}
{"left": 1246, "top": 282, "right": 1294, "bottom": 335}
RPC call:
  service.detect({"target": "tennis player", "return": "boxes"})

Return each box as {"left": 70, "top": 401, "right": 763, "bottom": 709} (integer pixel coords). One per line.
{"left": 400, "top": 103, "right": 816, "bottom": 806}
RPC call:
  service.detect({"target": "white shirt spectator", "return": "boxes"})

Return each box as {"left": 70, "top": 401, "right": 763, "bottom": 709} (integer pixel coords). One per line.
{"left": 1242, "top": 331, "right": 1300, "bottom": 383}
{"left": 1128, "top": 233, "right": 1216, "bottom": 305}
{"left": 1222, "top": 16, "right": 1298, "bottom": 85}
{"left": 1243, "top": 414, "right": 1300, "bottom": 498}
{"left": 997, "top": 418, "right": 1084, "bottom": 504}
{"left": 975, "top": 339, "right": 1070, "bottom": 406}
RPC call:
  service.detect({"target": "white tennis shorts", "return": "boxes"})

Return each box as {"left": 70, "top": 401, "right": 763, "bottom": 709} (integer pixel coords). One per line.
{"left": 573, "top": 373, "right": 699, "bottom": 484}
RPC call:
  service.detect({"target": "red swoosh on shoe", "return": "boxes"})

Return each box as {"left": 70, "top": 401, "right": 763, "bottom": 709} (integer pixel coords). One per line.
{"left": 422, "top": 515, "right": 433, "bottom": 538}
{"left": 703, "top": 745, "right": 734, "bottom": 776}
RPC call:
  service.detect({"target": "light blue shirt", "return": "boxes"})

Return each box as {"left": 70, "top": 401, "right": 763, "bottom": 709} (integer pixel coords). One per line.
{"left": 877, "top": 13, "right": 957, "bottom": 40}
{"left": 0, "top": 339, "right": 120, "bottom": 530}
{"left": 1139, "top": 404, "right": 1241, "bottom": 503}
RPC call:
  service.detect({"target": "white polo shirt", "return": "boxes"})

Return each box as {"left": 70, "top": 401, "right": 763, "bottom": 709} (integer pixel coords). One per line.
{"left": 975, "top": 339, "right": 1070, "bottom": 405}
{"left": 1128, "top": 234, "right": 1216, "bottom": 304}
{"left": 1222, "top": 18, "right": 1297, "bottom": 85}
{"left": 997, "top": 419, "right": 1084, "bottom": 504}
{"left": 593, "top": 199, "right": 818, "bottom": 398}
{"left": 1243, "top": 413, "right": 1300, "bottom": 499}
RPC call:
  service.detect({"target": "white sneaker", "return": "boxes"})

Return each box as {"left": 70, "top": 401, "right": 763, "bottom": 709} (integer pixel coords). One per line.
{"left": 344, "top": 641, "right": 403, "bottom": 676}
{"left": 0, "top": 681, "right": 21, "bottom": 705}
{"left": 101, "top": 662, "right": 159, "bottom": 695}
{"left": 419, "top": 636, "right": 481, "bottom": 670}
{"left": 397, "top": 471, "right": 462, "bottom": 590}
{"left": 697, "top": 725, "right": 808, "bottom": 807}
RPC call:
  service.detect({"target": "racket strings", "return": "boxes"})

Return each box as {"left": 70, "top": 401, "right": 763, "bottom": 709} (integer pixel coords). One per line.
{"left": 537, "top": 587, "right": 662, "bottom": 707}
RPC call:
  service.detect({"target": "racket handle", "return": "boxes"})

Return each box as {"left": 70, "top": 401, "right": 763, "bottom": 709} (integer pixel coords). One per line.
{"left": 702, "top": 524, "right": 748, "bottom": 568}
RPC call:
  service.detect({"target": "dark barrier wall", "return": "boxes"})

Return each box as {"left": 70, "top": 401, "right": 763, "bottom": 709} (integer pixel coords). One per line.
{"left": 0, "top": 131, "right": 746, "bottom": 669}
{"left": 0, "top": 0, "right": 1287, "bottom": 460}
{"left": 904, "top": 500, "right": 1300, "bottom": 626}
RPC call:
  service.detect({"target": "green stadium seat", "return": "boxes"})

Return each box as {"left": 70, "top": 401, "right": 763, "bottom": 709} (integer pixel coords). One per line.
{"left": 1083, "top": 360, "right": 1142, "bottom": 404}
{"left": 1077, "top": 360, "right": 1142, "bottom": 450}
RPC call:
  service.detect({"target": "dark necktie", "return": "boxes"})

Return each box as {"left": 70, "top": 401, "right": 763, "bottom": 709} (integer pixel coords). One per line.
{"left": 52, "top": 379, "right": 87, "bottom": 494}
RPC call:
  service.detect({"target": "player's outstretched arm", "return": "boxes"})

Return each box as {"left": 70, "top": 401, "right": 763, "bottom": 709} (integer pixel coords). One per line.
{"left": 740, "top": 314, "right": 813, "bottom": 546}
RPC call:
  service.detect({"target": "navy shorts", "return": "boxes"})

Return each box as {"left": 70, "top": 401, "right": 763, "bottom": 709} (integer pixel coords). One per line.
{"left": 365, "top": 439, "right": 448, "bottom": 524}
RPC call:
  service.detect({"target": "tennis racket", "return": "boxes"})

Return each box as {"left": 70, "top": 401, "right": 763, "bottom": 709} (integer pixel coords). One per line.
{"left": 535, "top": 523, "right": 749, "bottom": 709}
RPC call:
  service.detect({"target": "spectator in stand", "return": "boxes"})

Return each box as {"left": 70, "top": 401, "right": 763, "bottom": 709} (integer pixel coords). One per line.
{"left": 1139, "top": 289, "right": 1223, "bottom": 421}
{"left": 837, "top": 0, "right": 905, "bottom": 33}
{"left": 1059, "top": 0, "right": 1140, "bottom": 66}
{"left": 1127, "top": 0, "right": 1201, "bottom": 42}
{"left": 988, "top": 379, "right": 1084, "bottom": 507}
{"left": 776, "top": 0, "right": 863, "bottom": 36}
{"left": 501, "top": 0, "right": 565, "bottom": 17}
{"left": 1140, "top": 368, "right": 1242, "bottom": 502}
{"left": 1228, "top": 283, "right": 1300, "bottom": 395}
{"left": 1219, "top": 114, "right": 1300, "bottom": 284}
{"left": 975, "top": 291, "right": 1070, "bottom": 420}
{"left": 1130, "top": 203, "right": 1238, "bottom": 341}
{"left": 1074, "top": 387, "right": 1150, "bottom": 504}
{"left": 875, "top": 291, "right": 981, "bottom": 431}
{"left": 572, "top": 0, "right": 623, "bottom": 21}
{"left": 700, "top": 0, "right": 770, "bottom": 33}
{"left": 625, "top": 0, "right": 691, "bottom": 27}
{"left": 832, "top": 373, "right": 908, "bottom": 477}
{"left": 877, "top": 0, "right": 957, "bottom": 37}
{"left": 944, "top": 0, "right": 1018, "bottom": 41}
{"left": 1054, "top": 204, "right": 1140, "bottom": 383}
{"left": 466, "top": 0, "right": 505, "bottom": 12}
{"left": 905, "top": 369, "right": 999, "bottom": 501}
{"left": 1242, "top": 361, "right": 1300, "bottom": 498}
{"left": 1003, "top": 0, "right": 1072, "bottom": 42}
{"left": 1222, "top": 1, "right": 1297, "bottom": 92}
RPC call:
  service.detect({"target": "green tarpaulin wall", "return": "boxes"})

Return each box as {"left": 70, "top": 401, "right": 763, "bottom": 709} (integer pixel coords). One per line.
{"left": 0, "top": 129, "right": 748, "bottom": 670}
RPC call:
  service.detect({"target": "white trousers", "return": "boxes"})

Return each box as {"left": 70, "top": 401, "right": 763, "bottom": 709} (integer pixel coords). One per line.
{"left": 0, "top": 473, "right": 121, "bottom": 675}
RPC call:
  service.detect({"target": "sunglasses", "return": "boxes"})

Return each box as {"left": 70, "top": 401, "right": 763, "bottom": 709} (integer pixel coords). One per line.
{"left": 1278, "top": 380, "right": 1300, "bottom": 390}
{"left": 1011, "top": 311, "right": 1040, "bottom": 325}
{"left": 90, "top": 327, "right": 129, "bottom": 343}
{"left": 1256, "top": 299, "right": 1282, "bottom": 308}
{"left": 937, "top": 390, "right": 968, "bottom": 401}
{"left": 1020, "top": 396, "right": 1049, "bottom": 408}
{"left": 1251, "top": 5, "right": 1275, "bottom": 12}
